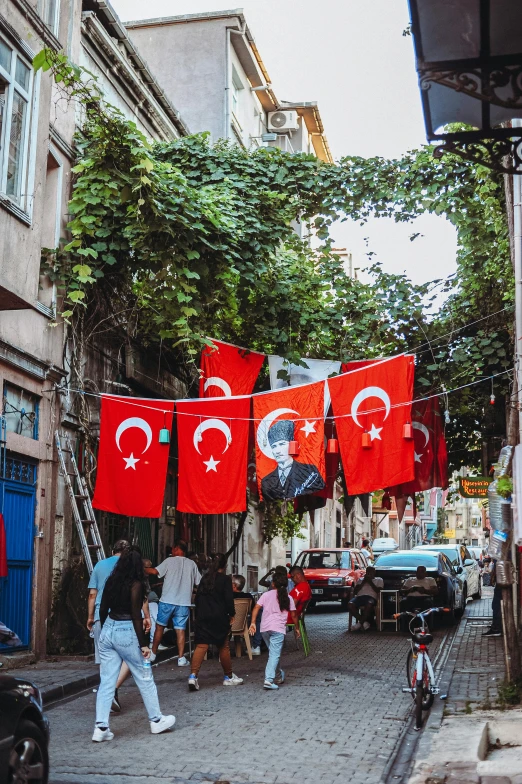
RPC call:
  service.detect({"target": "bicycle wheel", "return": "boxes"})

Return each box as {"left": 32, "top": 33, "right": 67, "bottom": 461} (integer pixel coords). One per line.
{"left": 407, "top": 651, "right": 434, "bottom": 710}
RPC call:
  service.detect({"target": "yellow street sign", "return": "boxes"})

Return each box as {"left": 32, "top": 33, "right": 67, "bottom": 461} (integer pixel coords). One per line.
{"left": 444, "top": 529, "right": 456, "bottom": 538}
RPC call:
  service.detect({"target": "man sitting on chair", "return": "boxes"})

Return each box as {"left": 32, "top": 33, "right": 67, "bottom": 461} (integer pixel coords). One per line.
{"left": 400, "top": 566, "right": 438, "bottom": 613}
{"left": 287, "top": 565, "right": 312, "bottom": 623}
{"left": 348, "top": 566, "right": 383, "bottom": 631}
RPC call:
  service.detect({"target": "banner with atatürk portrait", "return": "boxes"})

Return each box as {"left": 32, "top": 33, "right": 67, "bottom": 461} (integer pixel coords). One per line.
{"left": 253, "top": 382, "right": 326, "bottom": 502}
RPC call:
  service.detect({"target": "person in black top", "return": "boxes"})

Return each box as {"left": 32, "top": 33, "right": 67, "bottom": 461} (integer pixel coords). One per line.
{"left": 187, "top": 553, "right": 244, "bottom": 692}
{"left": 231, "top": 574, "right": 255, "bottom": 607}
{"left": 93, "top": 547, "right": 175, "bottom": 742}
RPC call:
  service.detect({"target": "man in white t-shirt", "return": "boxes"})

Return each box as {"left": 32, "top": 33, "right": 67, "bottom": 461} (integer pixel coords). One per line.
{"left": 146, "top": 541, "right": 201, "bottom": 666}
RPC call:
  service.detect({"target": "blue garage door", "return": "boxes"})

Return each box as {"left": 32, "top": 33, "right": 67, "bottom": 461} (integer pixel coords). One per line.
{"left": 0, "top": 461, "right": 37, "bottom": 650}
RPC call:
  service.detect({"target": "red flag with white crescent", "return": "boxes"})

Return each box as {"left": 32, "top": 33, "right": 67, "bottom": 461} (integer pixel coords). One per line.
{"left": 93, "top": 395, "right": 174, "bottom": 518}
{"left": 388, "top": 397, "right": 448, "bottom": 495}
{"left": 176, "top": 396, "right": 251, "bottom": 513}
{"left": 253, "top": 382, "right": 326, "bottom": 502}
{"left": 328, "top": 356, "right": 415, "bottom": 495}
{"left": 199, "top": 339, "right": 265, "bottom": 398}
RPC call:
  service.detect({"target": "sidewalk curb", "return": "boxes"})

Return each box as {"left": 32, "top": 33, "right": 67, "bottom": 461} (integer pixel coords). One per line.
{"left": 42, "top": 646, "right": 177, "bottom": 707}
{"left": 42, "top": 673, "right": 100, "bottom": 706}
{"left": 415, "top": 609, "right": 472, "bottom": 762}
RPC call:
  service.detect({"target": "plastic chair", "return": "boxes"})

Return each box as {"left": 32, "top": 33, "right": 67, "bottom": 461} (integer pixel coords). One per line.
{"left": 231, "top": 598, "right": 252, "bottom": 660}
{"left": 287, "top": 600, "right": 311, "bottom": 657}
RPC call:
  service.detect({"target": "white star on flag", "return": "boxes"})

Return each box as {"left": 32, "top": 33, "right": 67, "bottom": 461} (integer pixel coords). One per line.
{"left": 368, "top": 423, "right": 383, "bottom": 441}
{"left": 123, "top": 453, "right": 139, "bottom": 470}
{"left": 203, "top": 455, "right": 220, "bottom": 472}
{"left": 414, "top": 452, "right": 423, "bottom": 463}
{"left": 300, "top": 420, "right": 317, "bottom": 437}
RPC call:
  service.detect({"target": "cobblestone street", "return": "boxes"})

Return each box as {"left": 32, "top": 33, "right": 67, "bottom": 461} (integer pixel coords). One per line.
{"left": 45, "top": 605, "right": 449, "bottom": 784}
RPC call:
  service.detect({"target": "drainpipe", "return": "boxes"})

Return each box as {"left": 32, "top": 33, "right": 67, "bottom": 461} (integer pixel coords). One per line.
{"left": 224, "top": 28, "right": 231, "bottom": 140}
{"left": 225, "top": 21, "right": 248, "bottom": 140}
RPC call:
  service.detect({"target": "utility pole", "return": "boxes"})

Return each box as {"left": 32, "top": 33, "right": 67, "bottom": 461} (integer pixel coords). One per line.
{"left": 499, "top": 119, "right": 522, "bottom": 680}
{"left": 513, "top": 119, "right": 522, "bottom": 445}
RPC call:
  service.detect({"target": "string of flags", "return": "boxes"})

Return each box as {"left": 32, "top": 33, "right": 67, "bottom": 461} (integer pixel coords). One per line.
{"left": 91, "top": 339, "right": 452, "bottom": 520}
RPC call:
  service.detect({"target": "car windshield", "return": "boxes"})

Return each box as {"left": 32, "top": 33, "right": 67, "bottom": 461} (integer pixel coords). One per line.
{"left": 375, "top": 553, "right": 438, "bottom": 568}
{"left": 297, "top": 551, "right": 351, "bottom": 569}
{"left": 421, "top": 547, "right": 459, "bottom": 566}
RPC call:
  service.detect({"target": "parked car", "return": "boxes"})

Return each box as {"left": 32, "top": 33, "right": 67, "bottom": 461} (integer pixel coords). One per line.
{"left": 413, "top": 543, "right": 482, "bottom": 602}
{"left": 292, "top": 548, "right": 367, "bottom": 609}
{"left": 373, "top": 549, "right": 465, "bottom": 621}
{"left": 468, "top": 546, "right": 486, "bottom": 567}
{"left": 371, "top": 537, "right": 399, "bottom": 560}
{"left": 0, "top": 673, "right": 49, "bottom": 784}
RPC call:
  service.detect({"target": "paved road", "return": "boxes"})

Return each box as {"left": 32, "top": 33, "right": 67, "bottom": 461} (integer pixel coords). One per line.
{"left": 47, "top": 604, "right": 451, "bottom": 784}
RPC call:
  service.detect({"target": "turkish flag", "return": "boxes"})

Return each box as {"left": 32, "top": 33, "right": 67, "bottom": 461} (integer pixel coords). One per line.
{"left": 388, "top": 397, "right": 448, "bottom": 496}
{"left": 176, "top": 396, "right": 251, "bottom": 513}
{"left": 253, "top": 382, "right": 326, "bottom": 502}
{"left": 199, "top": 339, "right": 265, "bottom": 397}
{"left": 341, "top": 359, "right": 386, "bottom": 373}
{"left": 328, "top": 356, "right": 415, "bottom": 495}
{"left": 92, "top": 395, "right": 173, "bottom": 518}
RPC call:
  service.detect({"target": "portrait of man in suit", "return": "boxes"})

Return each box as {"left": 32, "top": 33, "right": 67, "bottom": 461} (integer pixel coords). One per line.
{"left": 261, "top": 419, "right": 325, "bottom": 501}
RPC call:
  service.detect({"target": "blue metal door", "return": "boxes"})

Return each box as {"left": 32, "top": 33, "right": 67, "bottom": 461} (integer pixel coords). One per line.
{"left": 0, "top": 475, "right": 36, "bottom": 649}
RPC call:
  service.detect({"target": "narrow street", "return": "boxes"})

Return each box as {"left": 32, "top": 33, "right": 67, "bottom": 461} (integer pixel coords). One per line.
{"left": 46, "top": 604, "right": 456, "bottom": 784}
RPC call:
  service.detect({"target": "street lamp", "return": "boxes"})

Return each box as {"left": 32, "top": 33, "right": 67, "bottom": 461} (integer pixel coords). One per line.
{"left": 408, "top": 0, "right": 522, "bottom": 173}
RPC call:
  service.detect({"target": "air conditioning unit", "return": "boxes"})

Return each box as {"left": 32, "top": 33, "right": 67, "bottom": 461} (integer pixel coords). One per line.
{"left": 268, "top": 110, "right": 299, "bottom": 132}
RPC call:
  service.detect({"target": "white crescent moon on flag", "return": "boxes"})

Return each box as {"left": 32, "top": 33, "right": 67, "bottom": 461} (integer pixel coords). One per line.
{"left": 351, "top": 387, "right": 391, "bottom": 428}
{"left": 203, "top": 377, "right": 232, "bottom": 397}
{"left": 194, "top": 419, "right": 232, "bottom": 454}
{"left": 413, "top": 421, "right": 430, "bottom": 446}
{"left": 257, "top": 408, "right": 299, "bottom": 459}
{"left": 115, "top": 417, "right": 153, "bottom": 453}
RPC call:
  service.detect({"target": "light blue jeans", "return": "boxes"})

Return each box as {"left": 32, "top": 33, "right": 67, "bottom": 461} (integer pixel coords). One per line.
{"left": 262, "top": 631, "right": 285, "bottom": 682}
{"left": 96, "top": 618, "right": 162, "bottom": 728}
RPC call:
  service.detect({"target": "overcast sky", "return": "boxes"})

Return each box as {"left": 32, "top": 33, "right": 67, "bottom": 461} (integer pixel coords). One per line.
{"left": 112, "top": 0, "right": 458, "bottom": 290}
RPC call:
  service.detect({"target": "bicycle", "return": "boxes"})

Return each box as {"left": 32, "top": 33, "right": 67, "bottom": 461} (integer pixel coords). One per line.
{"left": 394, "top": 606, "right": 450, "bottom": 730}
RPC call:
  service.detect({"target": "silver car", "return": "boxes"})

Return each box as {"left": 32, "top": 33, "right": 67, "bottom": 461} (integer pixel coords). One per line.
{"left": 413, "top": 544, "right": 482, "bottom": 603}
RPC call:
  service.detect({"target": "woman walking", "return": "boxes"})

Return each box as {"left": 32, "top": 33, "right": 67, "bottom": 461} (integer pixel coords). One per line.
{"left": 188, "top": 553, "right": 243, "bottom": 691}
{"left": 249, "top": 572, "right": 299, "bottom": 690}
{"left": 94, "top": 547, "right": 175, "bottom": 742}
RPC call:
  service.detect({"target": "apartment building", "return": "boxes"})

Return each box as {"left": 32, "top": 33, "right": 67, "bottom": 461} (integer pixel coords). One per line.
{"left": 124, "top": 9, "right": 332, "bottom": 163}
{"left": 0, "top": 0, "right": 189, "bottom": 661}
{"left": 0, "top": 0, "right": 79, "bottom": 660}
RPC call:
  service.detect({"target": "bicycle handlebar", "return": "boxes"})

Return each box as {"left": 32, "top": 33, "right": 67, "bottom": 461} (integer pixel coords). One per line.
{"left": 392, "top": 606, "right": 450, "bottom": 620}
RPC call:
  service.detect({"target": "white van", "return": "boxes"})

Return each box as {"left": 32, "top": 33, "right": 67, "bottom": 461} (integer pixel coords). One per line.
{"left": 372, "top": 537, "right": 399, "bottom": 560}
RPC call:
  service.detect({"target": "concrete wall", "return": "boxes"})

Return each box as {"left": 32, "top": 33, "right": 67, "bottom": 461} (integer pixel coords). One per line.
{"left": 127, "top": 18, "right": 227, "bottom": 142}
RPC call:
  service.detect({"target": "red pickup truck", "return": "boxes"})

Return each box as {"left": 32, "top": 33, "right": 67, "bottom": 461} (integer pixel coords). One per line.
{"left": 292, "top": 548, "right": 368, "bottom": 610}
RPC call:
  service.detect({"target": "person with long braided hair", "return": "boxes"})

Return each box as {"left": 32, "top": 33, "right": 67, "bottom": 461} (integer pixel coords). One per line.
{"left": 249, "top": 572, "right": 299, "bottom": 690}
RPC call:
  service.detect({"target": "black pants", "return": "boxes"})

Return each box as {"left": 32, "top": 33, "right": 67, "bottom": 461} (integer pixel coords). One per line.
{"left": 399, "top": 596, "right": 434, "bottom": 631}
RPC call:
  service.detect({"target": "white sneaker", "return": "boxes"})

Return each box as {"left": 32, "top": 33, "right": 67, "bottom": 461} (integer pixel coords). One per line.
{"left": 363, "top": 621, "right": 371, "bottom": 631}
{"left": 251, "top": 646, "right": 261, "bottom": 656}
{"left": 158, "top": 643, "right": 169, "bottom": 651}
{"left": 150, "top": 714, "right": 176, "bottom": 734}
{"left": 149, "top": 652, "right": 156, "bottom": 663}
{"left": 263, "top": 679, "right": 279, "bottom": 690}
{"left": 92, "top": 727, "right": 114, "bottom": 743}
{"left": 188, "top": 674, "right": 199, "bottom": 691}
{"left": 178, "top": 656, "right": 189, "bottom": 667}
{"left": 352, "top": 622, "right": 361, "bottom": 631}
{"left": 223, "top": 673, "right": 243, "bottom": 686}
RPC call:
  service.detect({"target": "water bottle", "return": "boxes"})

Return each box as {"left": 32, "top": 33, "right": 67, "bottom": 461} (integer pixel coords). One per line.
{"left": 142, "top": 658, "right": 152, "bottom": 681}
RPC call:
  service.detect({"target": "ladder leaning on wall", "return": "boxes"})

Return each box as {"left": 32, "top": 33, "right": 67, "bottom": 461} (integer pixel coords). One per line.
{"left": 55, "top": 431, "right": 105, "bottom": 575}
